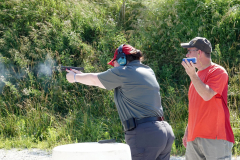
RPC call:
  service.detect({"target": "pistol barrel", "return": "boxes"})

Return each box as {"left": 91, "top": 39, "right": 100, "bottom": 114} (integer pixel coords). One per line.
{"left": 60, "top": 66, "right": 84, "bottom": 71}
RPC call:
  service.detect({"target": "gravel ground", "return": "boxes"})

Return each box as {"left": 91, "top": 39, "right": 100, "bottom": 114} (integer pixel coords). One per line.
{"left": 0, "top": 149, "right": 52, "bottom": 160}
{"left": 0, "top": 149, "right": 239, "bottom": 160}
{"left": 0, "top": 149, "right": 185, "bottom": 160}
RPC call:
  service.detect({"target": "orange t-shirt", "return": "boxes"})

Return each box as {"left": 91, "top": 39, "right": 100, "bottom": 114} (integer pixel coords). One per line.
{"left": 188, "top": 63, "right": 234, "bottom": 143}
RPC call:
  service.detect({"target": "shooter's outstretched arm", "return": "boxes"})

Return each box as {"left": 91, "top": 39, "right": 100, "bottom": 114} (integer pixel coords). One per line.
{"left": 66, "top": 69, "right": 105, "bottom": 89}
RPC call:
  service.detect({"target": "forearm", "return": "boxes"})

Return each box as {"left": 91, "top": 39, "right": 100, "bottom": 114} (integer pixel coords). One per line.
{"left": 190, "top": 73, "right": 216, "bottom": 101}
{"left": 75, "top": 73, "right": 106, "bottom": 89}
{"left": 182, "top": 125, "right": 188, "bottom": 147}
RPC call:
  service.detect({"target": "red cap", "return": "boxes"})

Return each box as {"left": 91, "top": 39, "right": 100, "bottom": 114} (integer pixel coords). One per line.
{"left": 108, "top": 45, "right": 134, "bottom": 66}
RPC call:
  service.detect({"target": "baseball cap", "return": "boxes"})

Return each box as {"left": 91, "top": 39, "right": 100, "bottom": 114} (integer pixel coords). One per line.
{"left": 108, "top": 44, "right": 134, "bottom": 66}
{"left": 181, "top": 37, "right": 212, "bottom": 54}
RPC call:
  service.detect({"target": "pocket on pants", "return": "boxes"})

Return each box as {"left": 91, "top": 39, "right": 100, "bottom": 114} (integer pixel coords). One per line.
{"left": 125, "top": 130, "right": 136, "bottom": 146}
{"left": 131, "top": 147, "right": 145, "bottom": 158}
{"left": 125, "top": 130, "right": 145, "bottom": 158}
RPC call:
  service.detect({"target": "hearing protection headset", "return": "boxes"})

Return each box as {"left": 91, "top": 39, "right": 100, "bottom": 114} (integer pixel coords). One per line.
{"left": 116, "top": 44, "right": 127, "bottom": 66}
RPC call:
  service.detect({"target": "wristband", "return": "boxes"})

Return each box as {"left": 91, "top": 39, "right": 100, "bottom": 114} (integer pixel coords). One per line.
{"left": 74, "top": 74, "right": 77, "bottom": 82}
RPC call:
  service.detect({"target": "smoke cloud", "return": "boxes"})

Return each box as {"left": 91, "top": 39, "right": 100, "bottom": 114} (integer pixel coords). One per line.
{"left": 0, "top": 61, "right": 6, "bottom": 94}
{"left": 37, "top": 54, "right": 56, "bottom": 77}
{"left": 0, "top": 53, "right": 59, "bottom": 95}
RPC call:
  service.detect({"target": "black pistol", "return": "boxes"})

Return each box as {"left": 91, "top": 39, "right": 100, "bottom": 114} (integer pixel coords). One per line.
{"left": 98, "top": 139, "right": 116, "bottom": 143}
{"left": 61, "top": 66, "right": 84, "bottom": 71}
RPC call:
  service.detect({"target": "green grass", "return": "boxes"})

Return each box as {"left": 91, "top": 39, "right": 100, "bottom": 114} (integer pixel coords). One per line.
{"left": 0, "top": 0, "right": 239, "bottom": 156}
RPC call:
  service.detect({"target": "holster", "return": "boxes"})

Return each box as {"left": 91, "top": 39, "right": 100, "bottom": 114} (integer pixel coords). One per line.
{"left": 122, "top": 118, "right": 137, "bottom": 132}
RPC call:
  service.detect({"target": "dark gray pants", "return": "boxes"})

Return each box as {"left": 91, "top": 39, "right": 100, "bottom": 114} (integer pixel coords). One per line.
{"left": 125, "top": 121, "right": 175, "bottom": 160}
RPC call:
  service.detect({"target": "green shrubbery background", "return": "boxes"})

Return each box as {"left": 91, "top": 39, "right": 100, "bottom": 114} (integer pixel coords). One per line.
{"left": 0, "top": 0, "right": 239, "bottom": 155}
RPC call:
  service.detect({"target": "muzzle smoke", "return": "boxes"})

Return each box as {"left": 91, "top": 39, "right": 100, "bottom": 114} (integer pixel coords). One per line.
{"left": 0, "top": 61, "right": 6, "bottom": 94}
{"left": 37, "top": 54, "right": 56, "bottom": 77}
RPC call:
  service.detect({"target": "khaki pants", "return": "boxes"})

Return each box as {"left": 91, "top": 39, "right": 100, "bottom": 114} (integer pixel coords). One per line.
{"left": 186, "top": 137, "right": 233, "bottom": 160}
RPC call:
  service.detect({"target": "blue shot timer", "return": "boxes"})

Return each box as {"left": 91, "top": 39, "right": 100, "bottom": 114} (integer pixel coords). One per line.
{"left": 182, "top": 57, "right": 197, "bottom": 64}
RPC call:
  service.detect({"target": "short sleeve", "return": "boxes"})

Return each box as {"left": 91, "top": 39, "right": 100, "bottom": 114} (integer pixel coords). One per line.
{"left": 206, "top": 68, "right": 228, "bottom": 95}
{"left": 97, "top": 68, "right": 123, "bottom": 90}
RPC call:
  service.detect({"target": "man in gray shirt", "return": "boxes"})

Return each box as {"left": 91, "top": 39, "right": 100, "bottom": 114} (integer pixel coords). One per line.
{"left": 66, "top": 44, "right": 175, "bottom": 160}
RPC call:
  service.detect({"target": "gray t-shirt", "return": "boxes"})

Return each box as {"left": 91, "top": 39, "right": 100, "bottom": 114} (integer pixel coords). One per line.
{"left": 98, "top": 60, "right": 163, "bottom": 122}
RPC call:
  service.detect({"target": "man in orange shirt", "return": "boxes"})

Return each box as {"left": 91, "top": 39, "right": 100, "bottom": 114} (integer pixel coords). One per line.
{"left": 181, "top": 37, "right": 234, "bottom": 160}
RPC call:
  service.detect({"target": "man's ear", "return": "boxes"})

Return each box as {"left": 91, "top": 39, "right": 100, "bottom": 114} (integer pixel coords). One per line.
{"left": 197, "top": 50, "right": 201, "bottom": 57}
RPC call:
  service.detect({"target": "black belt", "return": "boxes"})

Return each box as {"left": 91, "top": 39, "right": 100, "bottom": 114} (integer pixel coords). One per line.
{"left": 123, "top": 116, "right": 164, "bottom": 132}
{"left": 136, "top": 116, "right": 164, "bottom": 125}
